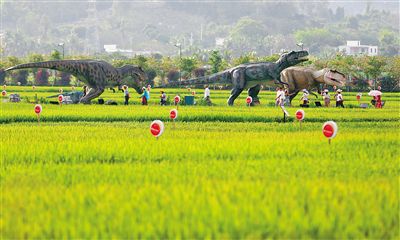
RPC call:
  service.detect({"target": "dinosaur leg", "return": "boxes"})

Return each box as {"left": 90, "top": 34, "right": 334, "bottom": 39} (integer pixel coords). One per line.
{"left": 79, "top": 87, "right": 104, "bottom": 104}
{"left": 228, "top": 69, "right": 246, "bottom": 106}
{"left": 227, "top": 87, "right": 244, "bottom": 106}
{"left": 289, "top": 90, "right": 300, "bottom": 103}
{"left": 248, "top": 84, "right": 261, "bottom": 105}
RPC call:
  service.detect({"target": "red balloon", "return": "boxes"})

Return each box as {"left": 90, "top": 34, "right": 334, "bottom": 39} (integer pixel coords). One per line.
{"left": 58, "top": 95, "right": 64, "bottom": 102}
{"left": 34, "top": 104, "right": 42, "bottom": 114}
{"left": 246, "top": 96, "right": 252, "bottom": 104}
{"left": 170, "top": 109, "right": 178, "bottom": 120}
{"left": 1, "top": 90, "right": 6, "bottom": 96}
{"left": 323, "top": 124, "right": 334, "bottom": 138}
{"left": 295, "top": 110, "right": 305, "bottom": 121}
{"left": 174, "top": 96, "right": 180, "bottom": 104}
{"left": 150, "top": 120, "right": 164, "bottom": 138}
{"left": 150, "top": 123, "right": 161, "bottom": 136}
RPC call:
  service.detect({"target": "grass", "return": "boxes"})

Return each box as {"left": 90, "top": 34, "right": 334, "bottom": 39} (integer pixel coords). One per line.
{"left": 1, "top": 87, "right": 399, "bottom": 238}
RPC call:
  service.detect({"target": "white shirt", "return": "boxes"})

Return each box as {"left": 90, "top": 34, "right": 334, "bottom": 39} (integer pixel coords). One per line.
{"left": 204, "top": 88, "right": 210, "bottom": 98}
{"left": 276, "top": 90, "right": 284, "bottom": 100}
{"left": 279, "top": 90, "right": 285, "bottom": 100}
{"left": 302, "top": 93, "right": 309, "bottom": 101}
{"left": 336, "top": 93, "right": 343, "bottom": 101}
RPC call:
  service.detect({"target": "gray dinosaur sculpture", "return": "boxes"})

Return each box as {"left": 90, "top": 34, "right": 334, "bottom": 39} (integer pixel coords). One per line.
{"left": 162, "top": 50, "right": 309, "bottom": 105}
{"left": 5, "top": 60, "right": 147, "bottom": 103}
{"left": 280, "top": 67, "right": 346, "bottom": 102}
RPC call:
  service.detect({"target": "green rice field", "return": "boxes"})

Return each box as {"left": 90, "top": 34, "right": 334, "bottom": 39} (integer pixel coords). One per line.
{"left": 1, "top": 86, "right": 399, "bottom": 238}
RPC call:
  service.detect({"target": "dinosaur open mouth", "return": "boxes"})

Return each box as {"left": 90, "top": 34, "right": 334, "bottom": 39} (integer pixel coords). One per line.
{"left": 294, "top": 56, "right": 309, "bottom": 61}
{"left": 327, "top": 77, "right": 344, "bottom": 85}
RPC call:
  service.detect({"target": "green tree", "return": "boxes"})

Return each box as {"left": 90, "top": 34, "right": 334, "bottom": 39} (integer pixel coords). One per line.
{"left": 379, "top": 30, "right": 400, "bottom": 56}
{"left": 227, "top": 17, "right": 266, "bottom": 56}
{"left": 359, "top": 56, "right": 386, "bottom": 89}
{"left": 179, "top": 56, "right": 199, "bottom": 79}
{"left": 295, "top": 28, "right": 341, "bottom": 54}
{"left": 208, "top": 50, "right": 223, "bottom": 74}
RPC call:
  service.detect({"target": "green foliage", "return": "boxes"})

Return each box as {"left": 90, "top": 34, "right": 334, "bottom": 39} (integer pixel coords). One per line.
{"left": 179, "top": 56, "right": 199, "bottom": 79}
{"left": 208, "top": 50, "right": 223, "bottom": 74}
{"left": 379, "top": 30, "right": 400, "bottom": 56}
{"left": 50, "top": 50, "right": 62, "bottom": 60}
{"left": 294, "top": 28, "right": 342, "bottom": 53}
{"left": 1, "top": 87, "right": 399, "bottom": 238}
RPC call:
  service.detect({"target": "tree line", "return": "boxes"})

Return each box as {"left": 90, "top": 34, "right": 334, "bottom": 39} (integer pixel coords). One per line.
{"left": 0, "top": 50, "right": 398, "bottom": 92}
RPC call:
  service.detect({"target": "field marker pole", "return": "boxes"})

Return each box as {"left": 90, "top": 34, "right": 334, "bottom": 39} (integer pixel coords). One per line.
{"left": 37, "top": 113, "right": 40, "bottom": 125}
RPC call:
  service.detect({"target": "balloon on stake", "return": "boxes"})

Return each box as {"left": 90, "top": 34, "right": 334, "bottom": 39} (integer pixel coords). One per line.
{"left": 150, "top": 120, "right": 164, "bottom": 140}
{"left": 246, "top": 96, "right": 252, "bottom": 107}
{"left": 170, "top": 109, "right": 178, "bottom": 120}
{"left": 322, "top": 121, "right": 338, "bottom": 145}
{"left": 34, "top": 104, "right": 42, "bottom": 125}
{"left": 58, "top": 94, "right": 64, "bottom": 106}
{"left": 295, "top": 109, "right": 305, "bottom": 128}
{"left": 169, "top": 108, "right": 178, "bottom": 129}
{"left": 174, "top": 95, "right": 181, "bottom": 108}
{"left": 1, "top": 90, "right": 6, "bottom": 97}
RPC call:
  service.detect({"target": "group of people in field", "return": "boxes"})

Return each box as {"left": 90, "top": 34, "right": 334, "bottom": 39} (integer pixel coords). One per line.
{"left": 275, "top": 86, "right": 384, "bottom": 109}
{"left": 120, "top": 85, "right": 212, "bottom": 106}
{"left": 275, "top": 87, "right": 345, "bottom": 108}
{"left": 122, "top": 85, "right": 151, "bottom": 105}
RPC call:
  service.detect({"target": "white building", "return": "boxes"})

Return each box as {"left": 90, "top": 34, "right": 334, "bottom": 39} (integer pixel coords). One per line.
{"left": 338, "top": 41, "right": 378, "bottom": 56}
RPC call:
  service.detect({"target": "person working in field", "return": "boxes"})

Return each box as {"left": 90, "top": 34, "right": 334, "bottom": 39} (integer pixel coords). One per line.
{"left": 335, "top": 89, "right": 344, "bottom": 108}
{"left": 160, "top": 91, "right": 167, "bottom": 105}
{"left": 140, "top": 87, "right": 150, "bottom": 105}
{"left": 123, "top": 85, "right": 129, "bottom": 105}
{"left": 284, "top": 89, "right": 291, "bottom": 106}
{"left": 204, "top": 85, "right": 212, "bottom": 105}
{"left": 300, "top": 89, "right": 309, "bottom": 107}
{"left": 322, "top": 89, "right": 330, "bottom": 107}
{"left": 275, "top": 87, "right": 284, "bottom": 106}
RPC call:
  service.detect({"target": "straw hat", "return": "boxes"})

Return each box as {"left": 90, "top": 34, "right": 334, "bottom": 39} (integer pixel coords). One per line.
{"left": 324, "top": 89, "right": 329, "bottom": 92}
{"left": 336, "top": 89, "right": 342, "bottom": 92}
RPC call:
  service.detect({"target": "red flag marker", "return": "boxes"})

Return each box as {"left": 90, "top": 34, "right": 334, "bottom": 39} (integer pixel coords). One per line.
{"left": 34, "top": 104, "right": 42, "bottom": 125}
{"left": 150, "top": 120, "right": 164, "bottom": 139}
{"left": 322, "top": 121, "right": 338, "bottom": 144}
{"left": 246, "top": 96, "right": 252, "bottom": 107}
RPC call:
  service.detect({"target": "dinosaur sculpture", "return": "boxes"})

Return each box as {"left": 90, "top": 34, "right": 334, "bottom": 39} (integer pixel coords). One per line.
{"left": 280, "top": 67, "right": 346, "bottom": 102}
{"left": 5, "top": 60, "right": 147, "bottom": 103}
{"left": 162, "top": 50, "right": 309, "bottom": 105}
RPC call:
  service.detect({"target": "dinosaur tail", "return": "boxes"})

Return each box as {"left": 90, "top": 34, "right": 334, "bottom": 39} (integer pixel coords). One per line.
{"left": 5, "top": 60, "right": 88, "bottom": 73}
{"left": 159, "top": 70, "right": 231, "bottom": 88}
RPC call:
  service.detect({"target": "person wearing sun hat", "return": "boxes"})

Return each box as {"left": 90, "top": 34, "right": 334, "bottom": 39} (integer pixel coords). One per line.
{"left": 335, "top": 89, "right": 344, "bottom": 108}
{"left": 300, "top": 89, "right": 309, "bottom": 105}
{"left": 322, "top": 89, "right": 330, "bottom": 107}
{"left": 122, "top": 85, "right": 129, "bottom": 105}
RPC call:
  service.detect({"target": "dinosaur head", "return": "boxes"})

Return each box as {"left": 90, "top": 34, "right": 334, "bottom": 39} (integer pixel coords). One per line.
{"left": 324, "top": 69, "right": 346, "bottom": 87}
{"left": 118, "top": 65, "right": 147, "bottom": 94}
{"left": 278, "top": 50, "right": 309, "bottom": 66}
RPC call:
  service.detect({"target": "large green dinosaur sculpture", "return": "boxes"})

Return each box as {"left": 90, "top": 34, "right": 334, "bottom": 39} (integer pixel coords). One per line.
{"left": 5, "top": 60, "right": 147, "bottom": 103}
{"left": 162, "top": 50, "right": 309, "bottom": 105}
{"left": 280, "top": 67, "right": 346, "bottom": 102}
